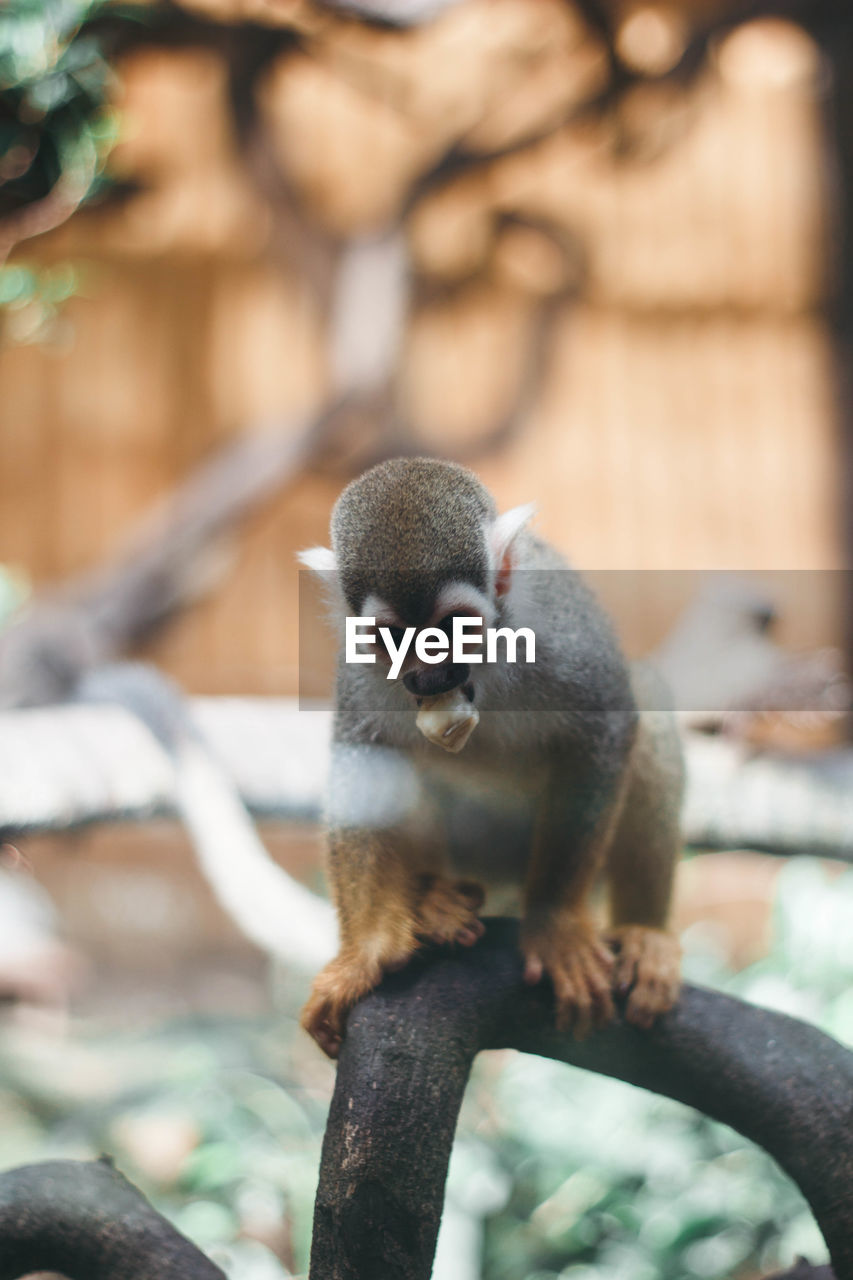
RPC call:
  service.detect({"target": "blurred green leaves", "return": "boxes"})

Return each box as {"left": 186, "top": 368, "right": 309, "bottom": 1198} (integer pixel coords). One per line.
{"left": 0, "top": 0, "right": 121, "bottom": 339}
{"left": 467, "top": 859, "right": 851, "bottom": 1280}
{"left": 0, "top": 0, "right": 117, "bottom": 217}
{"left": 0, "top": 259, "right": 82, "bottom": 340}
{"left": 0, "top": 854, "right": 847, "bottom": 1279}
{"left": 476, "top": 1053, "right": 823, "bottom": 1280}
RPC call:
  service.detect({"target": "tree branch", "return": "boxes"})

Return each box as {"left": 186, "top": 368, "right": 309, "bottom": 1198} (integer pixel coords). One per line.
{"left": 0, "top": 399, "right": 355, "bottom": 708}
{"left": 310, "top": 919, "right": 853, "bottom": 1280}
{"left": 0, "top": 1157, "right": 225, "bottom": 1280}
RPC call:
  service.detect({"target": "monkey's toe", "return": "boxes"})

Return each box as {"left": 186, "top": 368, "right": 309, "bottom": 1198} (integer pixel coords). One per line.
{"left": 552, "top": 952, "right": 615, "bottom": 1039}
{"left": 416, "top": 876, "right": 485, "bottom": 947}
{"left": 312, "top": 1016, "right": 344, "bottom": 1060}
{"left": 607, "top": 925, "right": 681, "bottom": 1029}
{"left": 300, "top": 994, "right": 346, "bottom": 1059}
{"left": 522, "top": 916, "right": 615, "bottom": 1040}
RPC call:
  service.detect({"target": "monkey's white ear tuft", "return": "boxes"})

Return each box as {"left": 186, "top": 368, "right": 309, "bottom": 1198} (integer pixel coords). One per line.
{"left": 489, "top": 502, "right": 536, "bottom": 563}
{"left": 297, "top": 546, "right": 337, "bottom": 574}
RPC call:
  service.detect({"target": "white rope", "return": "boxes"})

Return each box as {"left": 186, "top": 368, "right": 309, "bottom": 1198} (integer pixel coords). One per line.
{"left": 174, "top": 738, "right": 336, "bottom": 969}
{"left": 0, "top": 699, "right": 329, "bottom": 832}
{"left": 0, "top": 698, "right": 336, "bottom": 969}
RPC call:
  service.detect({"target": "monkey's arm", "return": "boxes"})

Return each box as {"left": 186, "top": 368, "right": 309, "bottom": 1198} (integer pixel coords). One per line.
{"left": 301, "top": 825, "right": 421, "bottom": 1057}
{"left": 302, "top": 812, "right": 484, "bottom": 1058}
{"left": 520, "top": 750, "right": 626, "bottom": 1040}
{"left": 604, "top": 714, "right": 684, "bottom": 1028}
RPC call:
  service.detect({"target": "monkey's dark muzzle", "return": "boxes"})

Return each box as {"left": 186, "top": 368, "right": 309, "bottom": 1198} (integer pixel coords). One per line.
{"left": 403, "top": 663, "right": 471, "bottom": 699}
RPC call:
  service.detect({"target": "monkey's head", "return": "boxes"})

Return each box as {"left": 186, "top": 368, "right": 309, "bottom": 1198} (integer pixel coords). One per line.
{"left": 300, "top": 458, "right": 534, "bottom": 724}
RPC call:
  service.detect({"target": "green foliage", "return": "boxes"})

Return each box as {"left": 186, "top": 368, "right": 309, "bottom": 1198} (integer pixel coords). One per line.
{"left": 0, "top": 0, "right": 121, "bottom": 337}
{"left": 0, "top": 860, "right": 848, "bottom": 1279}
{"left": 0, "top": 1017, "right": 328, "bottom": 1278}
{"left": 468, "top": 860, "right": 847, "bottom": 1280}
{"left": 472, "top": 1059, "right": 822, "bottom": 1280}
{"left": 0, "top": 0, "right": 117, "bottom": 216}
{"left": 0, "top": 258, "right": 82, "bottom": 340}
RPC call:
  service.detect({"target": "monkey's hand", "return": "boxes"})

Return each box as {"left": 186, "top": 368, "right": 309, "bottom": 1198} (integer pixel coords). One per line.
{"left": 521, "top": 912, "right": 615, "bottom": 1039}
{"left": 607, "top": 925, "right": 681, "bottom": 1030}
{"left": 301, "top": 925, "right": 417, "bottom": 1059}
{"left": 415, "top": 875, "right": 485, "bottom": 947}
{"left": 301, "top": 879, "right": 485, "bottom": 1057}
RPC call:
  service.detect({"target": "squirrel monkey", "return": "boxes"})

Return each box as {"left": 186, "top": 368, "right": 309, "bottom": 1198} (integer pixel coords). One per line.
{"left": 299, "top": 458, "right": 683, "bottom": 1058}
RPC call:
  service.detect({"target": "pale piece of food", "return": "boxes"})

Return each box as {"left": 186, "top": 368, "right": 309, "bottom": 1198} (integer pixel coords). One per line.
{"left": 416, "top": 688, "right": 479, "bottom": 753}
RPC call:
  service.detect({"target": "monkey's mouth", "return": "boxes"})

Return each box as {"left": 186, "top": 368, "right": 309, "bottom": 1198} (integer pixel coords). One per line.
{"left": 415, "top": 682, "right": 475, "bottom": 708}
{"left": 414, "top": 682, "right": 479, "bottom": 753}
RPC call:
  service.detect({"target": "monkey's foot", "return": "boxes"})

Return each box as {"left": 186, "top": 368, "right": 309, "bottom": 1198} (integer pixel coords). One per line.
{"left": 415, "top": 876, "right": 485, "bottom": 947}
{"left": 607, "top": 925, "right": 681, "bottom": 1030}
{"left": 301, "top": 935, "right": 416, "bottom": 1059}
{"left": 522, "top": 914, "right": 615, "bottom": 1039}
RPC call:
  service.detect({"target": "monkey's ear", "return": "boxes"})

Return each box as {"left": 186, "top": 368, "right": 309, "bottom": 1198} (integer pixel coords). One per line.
{"left": 297, "top": 546, "right": 338, "bottom": 575}
{"left": 489, "top": 502, "right": 536, "bottom": 597}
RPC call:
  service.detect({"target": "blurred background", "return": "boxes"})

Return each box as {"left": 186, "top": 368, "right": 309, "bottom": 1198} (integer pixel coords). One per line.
{"left": 3, "top": 0, "right": 853, "bottom": 1277}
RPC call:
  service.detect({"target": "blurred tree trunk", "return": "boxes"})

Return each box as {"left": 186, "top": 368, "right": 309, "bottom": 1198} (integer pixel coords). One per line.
{"left": 813, "top": 14, "right": 853, "bottom": 722}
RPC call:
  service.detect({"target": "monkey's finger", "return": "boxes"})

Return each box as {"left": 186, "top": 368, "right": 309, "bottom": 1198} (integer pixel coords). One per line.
{"left": 625, "top": 968, "right": 680, "bottom": 1029}
{"left": 523, "top": 955, "right": 544, "bottom": 985}
{"left": 611, "top": 948, "right": 639, "bottom": 997}
{"left": 553, "top": 959, "right": 588, "bottom": 1036}
{"left": 591, "top": 984, "right": 615, "bottom": 1029}
{"left": 625, "top": 985, "right": 658, "bottom": 1030}
{"left": 588, "top": 965, "right": 615, "bottom": 1027}
{"left": 582, "top": 961, "right": 616, "bottom": 1032}
{"left": 455, "top": 924, "right": 483, "bottom": 946}
{"left": 559, "top": 982, "right": 593, "bottom": 1040}
{"left": 314, "top": 1022, "right": 344, "bottom": 1059}
{"left": 301, "top": 998, "right": 344, "bottom": 1059}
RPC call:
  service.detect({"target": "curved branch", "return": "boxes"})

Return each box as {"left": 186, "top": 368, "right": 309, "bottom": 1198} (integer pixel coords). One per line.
{"left": 0, "top": 1157, "right": 225, "bottom": 1280}
{"left": 0, "top": 401, "right": 352, "bottom": 708}
{"left": 72, "top": 663, "right": 337, "bottom": 970}
{"left": 310, "top": 919, "right": 853, "bottom": 1280}
{"left": 0, "top": 174, "right": 90, "bottom": 266}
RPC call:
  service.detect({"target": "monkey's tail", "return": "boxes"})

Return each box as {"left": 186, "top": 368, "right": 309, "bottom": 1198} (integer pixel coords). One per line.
{"left": 75, "top": 664, "right": 337, "bottom": 972}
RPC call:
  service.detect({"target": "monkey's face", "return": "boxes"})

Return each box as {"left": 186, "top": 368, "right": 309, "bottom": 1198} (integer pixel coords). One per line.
{"left": 362, "top": 581, "right": 494, "bottom": 699}
{"left": 298, "top": 458, "right": 536, "bottom": 743}
{"left": 352, "top": 584, "right": 487, "bottom": 753}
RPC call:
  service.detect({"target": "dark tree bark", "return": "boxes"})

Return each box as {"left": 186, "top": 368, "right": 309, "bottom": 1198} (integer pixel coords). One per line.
{"left": 310, "top": 919, "right": 853, "bottom": 1280}
{"left": 768, "top": 1263, "right": 837, "bottom": 1280}
{"left": 0, "top": 1157, "right": 225, "bottom": 1279}
{"left": 1, "top": 925, "right": 850, "bottom": 1278}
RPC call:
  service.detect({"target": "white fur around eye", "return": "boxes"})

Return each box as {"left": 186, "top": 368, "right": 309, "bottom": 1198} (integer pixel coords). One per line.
{"left": 362, "top": 595, "right": 403, "bottom": 628}
{"left": 489, "top": 502, "right": 536, "bottom": 563}
{"left": 434, "top": 582, "right": 495, "bottom": 626}
{"left": 298, "top": 546, "right": 338, "bottom": 574}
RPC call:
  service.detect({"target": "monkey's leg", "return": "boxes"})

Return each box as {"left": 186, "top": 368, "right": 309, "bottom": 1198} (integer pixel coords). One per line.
{"left": 605, "top": 718, "right": 684, "bottom": 1030}
{"left": 301, "top": 830, "right": 483, "bottom": 1058}
{"left": 521, "top": 766, "right": 621, "bottom": 1040}
{"left": 301, "top": 827, "right": 420, "bottom": 1058}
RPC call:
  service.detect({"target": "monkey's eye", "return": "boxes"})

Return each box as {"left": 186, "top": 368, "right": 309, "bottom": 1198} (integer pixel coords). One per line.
{"left": 437, "top": 612, "right": 476, "bottom": 638}
{"left": 377, "top": 625, "right": 407, "bottom": 661}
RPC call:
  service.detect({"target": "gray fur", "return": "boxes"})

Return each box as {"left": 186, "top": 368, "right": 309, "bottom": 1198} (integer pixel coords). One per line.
{"left": 331, "top": 457, "right": 496, "bottom": 620}
{"left": 325, "top": 459, "right": 681, "bottom": 912}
